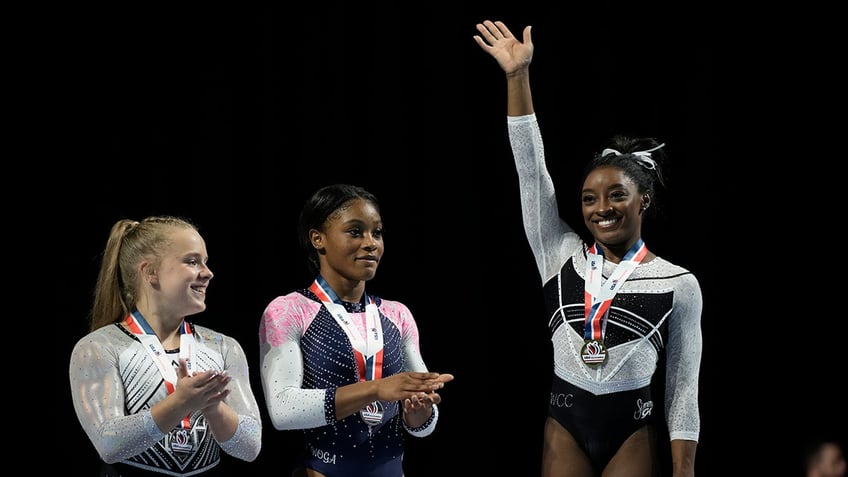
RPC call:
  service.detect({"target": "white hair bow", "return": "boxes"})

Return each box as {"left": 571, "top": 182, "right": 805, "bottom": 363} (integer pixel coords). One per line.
{"left": 601, "top": 143, "right": 665, "bottom": 170}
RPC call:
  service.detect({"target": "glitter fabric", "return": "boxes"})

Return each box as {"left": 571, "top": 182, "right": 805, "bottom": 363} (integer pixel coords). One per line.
{"left": 506, "top": 114, "right": 702, "bottom": 442}
{"left": 69, "top": 323, "right": 262, "bottom": 474}
{"left": 258, "top": 290, "right": 438, "bottom": 476}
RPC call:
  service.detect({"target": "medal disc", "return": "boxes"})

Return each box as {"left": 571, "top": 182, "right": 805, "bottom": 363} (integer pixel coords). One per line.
{"left": 360, "top": 401, "right": 384, "bottom": 426}
{"left": 580, "top": 339, "right": 607, "bottom": 368}
{"left": 169, "top": 428, "right": 195, "bottom": 453}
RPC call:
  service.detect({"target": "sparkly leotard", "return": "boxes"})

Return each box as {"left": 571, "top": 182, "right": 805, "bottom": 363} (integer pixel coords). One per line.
{"left": 507, "top": 113, "right": 702, "bottom": 467}
{"left": 258, "top": 288, "right": 437, "bottom": 477}
{"left": 69, "top": 322, "right": 262, "bottom": 476}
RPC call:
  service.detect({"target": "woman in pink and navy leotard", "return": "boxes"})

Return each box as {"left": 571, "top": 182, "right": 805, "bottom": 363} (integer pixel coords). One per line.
{"left": 258, "top": 184, "right": 454, "bottom": 477}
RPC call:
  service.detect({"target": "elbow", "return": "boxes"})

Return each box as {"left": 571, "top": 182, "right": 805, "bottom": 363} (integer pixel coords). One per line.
{"left": 220, "top": 416, "right": 263, "bottom": 462}
{"left": 266, "top": 406, "right": 290, "bottom": 430}
{"left": 242, "top": 446, "right": 261, "bottom": 463}
{"left": 270, "top": 414, "right": 296, "bottom": 431}
{"left": 97, "top": 444, "right": 123, "bottom": 464}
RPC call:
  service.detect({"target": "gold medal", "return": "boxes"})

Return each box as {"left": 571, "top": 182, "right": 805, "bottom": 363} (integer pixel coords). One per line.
{"left": 580, "top": 339, "right": 607, "bottom": 368}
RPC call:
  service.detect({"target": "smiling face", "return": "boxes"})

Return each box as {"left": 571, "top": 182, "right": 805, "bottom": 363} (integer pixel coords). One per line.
{"left": 581, "top": 165, "right": 647, "bottom": 257}
{"left": 145, "top": 226, "right": 213, "bottom": 319}
{"left": 311, "top": 198, "right": 383, "bottom": 286}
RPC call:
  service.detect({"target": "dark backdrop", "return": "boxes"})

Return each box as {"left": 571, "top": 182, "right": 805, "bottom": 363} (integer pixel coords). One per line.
{"left": 50, "top": 4, "right": 844, "bottom": 476}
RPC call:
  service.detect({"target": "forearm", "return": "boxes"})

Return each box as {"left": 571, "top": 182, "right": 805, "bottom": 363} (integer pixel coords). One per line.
{"left": 215, "top": 413, "right": 262, "bottom": 462}
{"left": 202, "top": 401, "right": 239, "bottom": 442}
{"left": 149, "top": 393, "right": 197, "bottom": 432}
{"left": 670, "top": 439, "right": 697, "bottom": 477}
{"left": 334, "top": 380, "right": 381, "bottom": 420}
{"left": 506, "top": 68, "right": 533, "bottom": 116}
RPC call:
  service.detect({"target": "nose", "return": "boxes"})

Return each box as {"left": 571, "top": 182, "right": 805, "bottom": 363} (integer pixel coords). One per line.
{"left": 363, "top": 233, "right": 379, "bottom": 251}
{"left": 596, "top": 199, "right": 614, "bottom": 215}
{"left": 201, "top": 263, "right": 214, "bottom": 280}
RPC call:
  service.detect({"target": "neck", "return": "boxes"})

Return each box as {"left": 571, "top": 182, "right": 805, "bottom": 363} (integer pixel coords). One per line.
{"left": 596, "top": 243, "right": 627, "bottom": 264}
{"left": 318, "top": 273, "right": 365, "bottom": 303}
{"left": 133, "top": 305, "right": 183, "bottom": 346}
{"left": 596, "top": 236, "right": 645, "bottom": 264}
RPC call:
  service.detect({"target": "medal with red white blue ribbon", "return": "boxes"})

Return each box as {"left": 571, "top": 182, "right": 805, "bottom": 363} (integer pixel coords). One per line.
{"left": 124, "top": 310, "right": 197, "bottom": 450}
{"left": 582, "top": 238, "right": 647, "bottom": 368}
{"left": 310, "top": 276, "right": 384, "bottom": 427}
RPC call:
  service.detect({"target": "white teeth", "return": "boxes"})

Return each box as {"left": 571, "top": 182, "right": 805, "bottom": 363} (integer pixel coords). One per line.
{"left": 598, "top": 219, "right": 617, "bottom": 226}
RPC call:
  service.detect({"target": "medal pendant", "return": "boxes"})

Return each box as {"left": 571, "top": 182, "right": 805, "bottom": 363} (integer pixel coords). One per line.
{"left": 360, "top": 401, "right": 384, "bottom": 427}
{"left": 580, "top": 339, "right": 608, "bottom": 368}
{"left": 168, "top": 428, "right": 194, "bottom": 454}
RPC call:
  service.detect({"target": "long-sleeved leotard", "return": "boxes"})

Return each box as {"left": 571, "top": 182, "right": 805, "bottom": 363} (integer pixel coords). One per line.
{"left": 69, "top": 322, "right": 262, "bottom": 476}
{"left": 507, "top": 113, "right": 702, "bottom": 443}
{"left": 258, "top": 289, "right": 438, "bottom": 477}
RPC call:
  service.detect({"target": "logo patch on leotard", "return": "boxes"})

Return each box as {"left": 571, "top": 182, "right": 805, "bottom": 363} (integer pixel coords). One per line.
{"left": 633, "top": 398, "right": 653, "bottom": 420}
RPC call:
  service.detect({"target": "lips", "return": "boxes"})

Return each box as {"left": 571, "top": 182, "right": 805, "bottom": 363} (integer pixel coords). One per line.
{"left": 595, "top": 217, "right": 620, "bottom": 227}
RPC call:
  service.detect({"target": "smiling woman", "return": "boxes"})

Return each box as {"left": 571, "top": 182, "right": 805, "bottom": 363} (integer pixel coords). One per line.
{"left": 473, "top": 19, "right": 703, "bottom": 477}
{"left": 68, "top": 216, "right": 263, "bottom": 477}
{"left": 52, "top": 5, "right": 717, "bottom": 475}
{"left": 257, "top": 184, "right": 454, "bottom": 477}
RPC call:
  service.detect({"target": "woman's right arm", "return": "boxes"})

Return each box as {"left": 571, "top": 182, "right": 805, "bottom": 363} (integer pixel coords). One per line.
{"left": 259, "top": 295, "right": 328, "bottom": 430}
{"left": 475, "top": 20, "right": 581, "bottom": 282}
{"left": 69, "top": 331, "right": 166, "bottom": 463}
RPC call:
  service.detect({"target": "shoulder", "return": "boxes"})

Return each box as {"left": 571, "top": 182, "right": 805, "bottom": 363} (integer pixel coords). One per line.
{"left": 661, "top": 258, "right": 700, "bottom": 289}
{"left": 262, "top": 290, "right": 317, "bottom": 319}
{"left": 70, "top": 325, "right": 130, "bottom": 365}
{"left": 649, "top": 257, "right": 703, "bottom": 310}
{"left": 374, "top": 296, "right": 414, "bottom": 319}
{"left": 72, "top": 324, "right": 125, "bottom": 349}
{"left": 374, "top": 296, "right": 421, "bottom": 336}
{"left": 633, "top": 256, "right": 702, "bottom": 299}
{"left": 650, "top": 256, "right": 699, "bottom": 281}
{"left": 191, "top": 323, "right": 232, "bottom": 343}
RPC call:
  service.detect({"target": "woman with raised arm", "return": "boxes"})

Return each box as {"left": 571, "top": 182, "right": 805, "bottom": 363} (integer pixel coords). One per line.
{"left": 473, "top": 20, "right": 703, "bottom": 477}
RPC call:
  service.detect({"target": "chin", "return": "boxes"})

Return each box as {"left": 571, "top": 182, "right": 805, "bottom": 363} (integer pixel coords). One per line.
{"left": 594, "top": 234, "right": 629, "bottom": 247}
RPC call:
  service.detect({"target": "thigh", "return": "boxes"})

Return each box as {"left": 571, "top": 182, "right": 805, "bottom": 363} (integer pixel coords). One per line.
{"left": 542, "top": 416, "right": 596, "bottom": 477}
{"left": 602, "top": 425, "right": 659, "bottom": 477}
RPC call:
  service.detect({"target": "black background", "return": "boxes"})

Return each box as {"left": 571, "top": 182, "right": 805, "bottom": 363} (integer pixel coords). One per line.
{"left": 48, "top": 4, "right": 845, "bottom": 476}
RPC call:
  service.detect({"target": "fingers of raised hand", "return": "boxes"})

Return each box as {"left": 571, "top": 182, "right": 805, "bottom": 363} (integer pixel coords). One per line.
{"left": 476, "top": 21, "right": 503, "bottom": 45}
{"left": 488, "top": 21, "right": 513, "bottom": 39}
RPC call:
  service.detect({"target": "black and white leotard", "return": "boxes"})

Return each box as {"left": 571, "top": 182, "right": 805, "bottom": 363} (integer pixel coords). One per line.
{"left": 506, "top": 113, "right": 702, "bottom": 452}
{"left": 69, "top": 322, "right": 262, "bottom": 476}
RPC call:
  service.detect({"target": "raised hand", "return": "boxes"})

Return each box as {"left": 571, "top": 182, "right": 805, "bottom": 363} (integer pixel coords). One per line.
{"left": 473, "top": 20, "right": 534, "bottom": 76}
